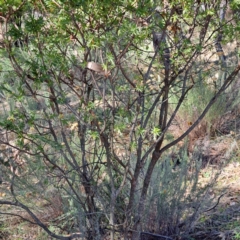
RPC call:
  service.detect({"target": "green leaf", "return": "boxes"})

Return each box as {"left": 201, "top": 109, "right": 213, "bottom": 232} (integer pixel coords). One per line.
{"left": 151, "top": 126, "right": 161, "bottom": 140}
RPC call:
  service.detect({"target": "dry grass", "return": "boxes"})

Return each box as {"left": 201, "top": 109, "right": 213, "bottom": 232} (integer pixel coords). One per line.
{"left": 0, "top": 191, "right": 64, "bottom": 240}
{"left": 190, "top": 161, "right": 240, "bottom": 240}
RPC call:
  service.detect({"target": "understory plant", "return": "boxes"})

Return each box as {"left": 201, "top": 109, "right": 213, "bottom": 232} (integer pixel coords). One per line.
{"left": 0, "top": 0, "right": 240, "bottom": 240}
